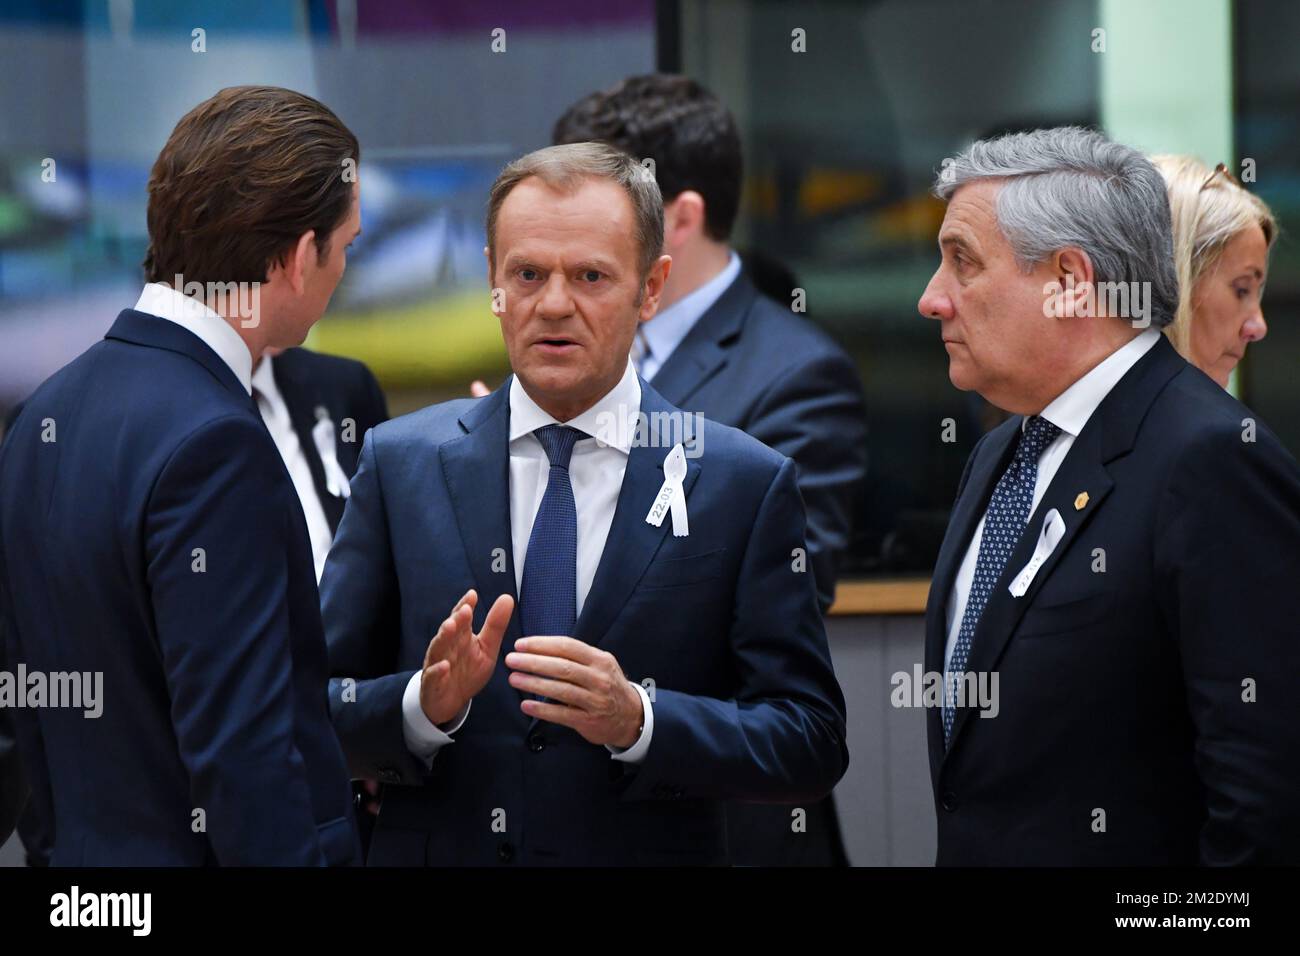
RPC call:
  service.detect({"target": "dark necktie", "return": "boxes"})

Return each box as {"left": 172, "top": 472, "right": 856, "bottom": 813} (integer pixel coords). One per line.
{"left": 519, "top": 424, "right": 585, "bottom": 638}
{"left": 943, "top": 414, "right": 1062, "bottom": 747}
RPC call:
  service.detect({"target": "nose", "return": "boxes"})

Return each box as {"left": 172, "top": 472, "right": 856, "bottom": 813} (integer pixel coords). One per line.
{"left": 536, "top": 272, "right": 575, "bottom": 320}
{"left": 1243, "top": 308, "right": 1268, "bottom": 344}
{"left": 918, "top": 272, "right": 953, "bottom": 321}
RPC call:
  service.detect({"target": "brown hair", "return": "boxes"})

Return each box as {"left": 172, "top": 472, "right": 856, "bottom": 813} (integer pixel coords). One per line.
{"left": 143, "top": 85, "right": 359, "bottom": 287}
{"left": 486, "top": 142, "right": 663, "bottom": 283}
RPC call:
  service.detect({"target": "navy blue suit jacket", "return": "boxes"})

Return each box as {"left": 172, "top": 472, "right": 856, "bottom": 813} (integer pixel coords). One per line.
{"left": 926, "top": 335, "right": 1300, "bottom": 865}
{"left": 647, "top": 272, "right": 867, "bottom": 612}
{"left": 0, "top": 310, "right": 358, "bottom": 866}
{"left": 321, "top": 378, "right": 848, "bottom": 865}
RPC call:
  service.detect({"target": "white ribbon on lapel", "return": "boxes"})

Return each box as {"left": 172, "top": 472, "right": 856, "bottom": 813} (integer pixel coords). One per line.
{"left": 311, "top": 407, "right": 351, "bottom": 499}
{"left": 645, "top": 443, "right": 689, "bottom": 537}
{"left": 1008, "top": 508, "right": 1065, "bottom": 597}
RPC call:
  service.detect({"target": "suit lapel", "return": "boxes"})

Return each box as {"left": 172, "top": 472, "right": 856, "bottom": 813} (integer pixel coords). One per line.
{"left": 438, "top": 385, "right": 524, "bottom": 663}
{"left": 944, "top": 427, "right": 1114, "bottom": 752}
{"left": 572, "top": 381, "right": 701, "bottom": 649}
{"left": 924, "top": 420, "right": 1018, "bottom": 775}
{"left": 647, "top": 273, "right": 754, "bottom": 406}
{"left": 941, "top": 335, "right": 1188, "bottom": 757}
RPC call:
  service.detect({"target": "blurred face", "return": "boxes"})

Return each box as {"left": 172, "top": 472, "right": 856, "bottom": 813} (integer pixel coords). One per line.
{"left": 917, "top": 181, "right": 1064, "bottom": 413}
{"left": 1189, "top": 224, "right": 1269, "bottom": 388}
{"left": 490, "top": 175, "right": 668, "bottom": 421}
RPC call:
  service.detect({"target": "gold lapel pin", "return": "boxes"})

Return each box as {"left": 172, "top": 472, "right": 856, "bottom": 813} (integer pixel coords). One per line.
{"left": 1074, "top": 491, "right": 1089, "bottom": 511}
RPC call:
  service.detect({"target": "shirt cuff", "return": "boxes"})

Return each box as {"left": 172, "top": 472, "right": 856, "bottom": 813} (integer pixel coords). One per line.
{"left": 401, "top": 671, "right": 471, "bottom": 768}
{"left": 607, "top": 681, "right": 653, "bottom": 764}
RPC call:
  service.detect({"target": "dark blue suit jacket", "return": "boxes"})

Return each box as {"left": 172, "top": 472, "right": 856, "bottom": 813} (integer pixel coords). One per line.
{"left": 321, "top": 378, "right": 848, "bottom": 865}
{"left": 648, "top": 272, "right": 867, "bottom": 612}
{"left": 0, "top": 310, "right": 358, "bottom": 866}
{"left": 926, "top": 335, "right": 1300, "bottom": 864}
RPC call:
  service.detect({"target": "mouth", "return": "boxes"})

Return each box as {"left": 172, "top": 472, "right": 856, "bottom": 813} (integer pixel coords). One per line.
{"left": 532, "top": 337, "right": 581, "bottom": 354}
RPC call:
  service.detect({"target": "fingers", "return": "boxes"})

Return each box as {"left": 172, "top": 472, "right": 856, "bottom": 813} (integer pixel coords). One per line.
{"left": 423, "top": 590, "right": 477, "bottom": 668}
{"left": 513, "top": 635, "right": 597, "bottom": 664}
{"left": 507, "top": 671, "right": 598, "bottom": 710}
{"left": 504, "top": 651, "right": 590, "bottom": 687}
{"left": 476, "top": 593, "right": 515, "bottom": 659}
{"left": 520, "top": 698, "right": 584, "bottom": 731}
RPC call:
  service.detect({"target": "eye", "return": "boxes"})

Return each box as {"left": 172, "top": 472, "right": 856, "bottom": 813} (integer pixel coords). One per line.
{"left": 518, "top": 268, "right": 539, "bottom": 281}
{"left": 581, "top": 269, "right": 602, "bottom": 282}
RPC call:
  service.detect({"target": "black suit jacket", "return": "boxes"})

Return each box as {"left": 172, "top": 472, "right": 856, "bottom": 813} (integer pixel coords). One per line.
{"left": 270, "top": 347, "right": 389, "bottom": 536}
{"left": 926, "top": 335, "right": 1300, "bottom": 865}
{"left": 648, "top": 272, "right": 867, "bottom": 613}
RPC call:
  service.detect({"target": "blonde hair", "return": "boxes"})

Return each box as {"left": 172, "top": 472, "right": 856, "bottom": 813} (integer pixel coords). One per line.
{"left": 1151, "top": 155, "right": 1277, "bottom": 358}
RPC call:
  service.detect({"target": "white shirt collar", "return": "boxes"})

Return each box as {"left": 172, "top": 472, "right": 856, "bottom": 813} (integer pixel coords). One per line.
{"left": 1037, "top": 328, "right": 1161, "bottom": 437}
{"left": 509, "top": 358, "right": 642, "bottom": 455}
{"left": 640, "top": 251, "right": 741, "bottom": 364}
{"left": 133, "top": 282, "right": 254, "bottom": 395}
{"left": 250, "top": 355, "right": 282, "bottom": 405}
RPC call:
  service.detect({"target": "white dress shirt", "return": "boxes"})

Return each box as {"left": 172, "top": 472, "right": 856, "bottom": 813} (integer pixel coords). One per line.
{"left": 251, "top": 358, "right": 335, "bottom": 583}
{"left": 134, "top": 282, "right": 253, "bottom": 394}
{"left": 943, "top": 329, "right": 1160, "bottom": 671}
{"left": 637, "top": 251, "right": 741, "bottom": 380}
{"left": 402, "top": 359, "right": 655, "bottom": 766}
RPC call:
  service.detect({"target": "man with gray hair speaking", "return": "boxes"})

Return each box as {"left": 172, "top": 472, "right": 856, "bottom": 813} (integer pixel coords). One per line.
{"left": 918, "top": 126, "right": 1300, "bottom": 865}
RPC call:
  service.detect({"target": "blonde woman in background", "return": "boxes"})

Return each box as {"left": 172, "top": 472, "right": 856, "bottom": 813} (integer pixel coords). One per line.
{"left": 1152, "top": 155, "right": 1278, "bottom": 388}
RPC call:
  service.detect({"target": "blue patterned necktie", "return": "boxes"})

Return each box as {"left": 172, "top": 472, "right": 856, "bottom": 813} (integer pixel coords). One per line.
{"left": 519, "top": 424, "right": 585, "bottom": 639}
{"left": 944, "top": 414, "right": 1062, "bottom": 747}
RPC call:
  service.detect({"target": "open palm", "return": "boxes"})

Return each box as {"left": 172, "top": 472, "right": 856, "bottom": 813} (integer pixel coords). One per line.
{"left": 419, "top": 589, "right": 515, "bottom": 726}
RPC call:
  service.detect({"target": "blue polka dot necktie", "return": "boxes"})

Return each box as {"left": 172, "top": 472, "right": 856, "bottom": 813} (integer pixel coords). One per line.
{"left": 943, "top": 415, "right": 1062, "bottom": 747}
{"left": 519, "top": 425, "right": 585, "bottom": 639}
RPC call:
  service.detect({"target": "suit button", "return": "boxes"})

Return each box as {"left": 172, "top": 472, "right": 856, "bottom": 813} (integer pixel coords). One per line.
{"left": 528, "top": 733, "right": 546, "bottom": 753}
{"left": 941, "top": 791, "right": 958, "bottom": 812}
{"left": 498, "top": 842, "right": 514, "bottom": 863}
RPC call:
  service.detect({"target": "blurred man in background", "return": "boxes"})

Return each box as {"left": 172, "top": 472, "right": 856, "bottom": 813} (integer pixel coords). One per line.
{"left": 0, "top": 86, "right": 362, "bottom": 865}
{"left": 554, "top": 73, "right": 866, "bottom": 867}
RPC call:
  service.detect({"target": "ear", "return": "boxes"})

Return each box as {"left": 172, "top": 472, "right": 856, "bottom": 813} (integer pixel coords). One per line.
{"left": 665, "top": 191, "right": 706, "bottom": 246}
{"left": 269, "top": 230, "right": 317, "bottom": 297}
{"left": 484, "top": 244, "right": 494, "bottom": 286}
{"left": 638, "top": 254, "right": 673, "bottom": 323}
{"left": 1053, "top": 247, "right": 1095, "bottom": 319}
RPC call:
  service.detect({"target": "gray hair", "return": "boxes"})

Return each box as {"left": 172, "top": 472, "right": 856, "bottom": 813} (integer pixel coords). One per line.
{"left": 486, "top": 141, "right": 663, "bottom": 282}
{"left": 934, "top": 126, "right": 1177, "bottom": 328}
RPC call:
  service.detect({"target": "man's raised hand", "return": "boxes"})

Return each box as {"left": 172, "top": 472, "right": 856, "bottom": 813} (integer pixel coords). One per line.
{"left": 419, "top": 589, "right": 514, "bottom": 726}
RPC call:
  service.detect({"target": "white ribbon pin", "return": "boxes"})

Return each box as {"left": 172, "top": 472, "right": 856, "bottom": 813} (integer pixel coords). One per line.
{"left": 1008, "top": 508, "right": 1065, "bottom": 597}
{"left": 645, "top": 443, "right": 689, "bottom": 537}
{"left": 311, "top": 408, "right": 351, "bottom": 499}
